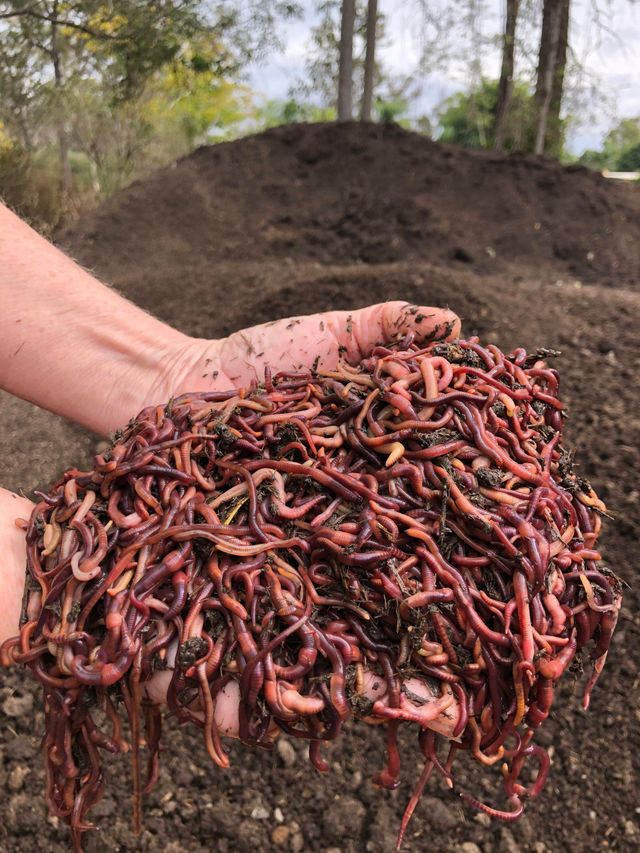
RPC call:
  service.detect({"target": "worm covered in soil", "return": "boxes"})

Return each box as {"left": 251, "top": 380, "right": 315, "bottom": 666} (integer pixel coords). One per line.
{"left": 1, "top": 335, "right": 621, "bottom": 851}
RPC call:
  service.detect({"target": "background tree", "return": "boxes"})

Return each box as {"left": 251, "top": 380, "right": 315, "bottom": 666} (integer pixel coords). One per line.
{"left": 439, "top": 79, "right": 535, "bottom": 151}
{"left": 360, "top": 0, "right": 378, "bottom": 121}
{"left": 0, "top": 1, "right": 298, "bottom": 228}
{"left": 494, "top": 0, "right": 520, "bottom": 150}
{"left": 534, "top": 0, "right": 570, "bottom": 155}
{"left": 337, "top": 0, "right": 356, "bottom": 120}
{"left": 302, "top": 1, "right": 404, "bottom": 125}
{"left": 579, "top": 117, "right": 640, "bottom": 170}
{"left": 257, "top": 98, "right": 336, "bottom": 127}
{"left": 616, "top": 143, "right": 640, "bottom": 171}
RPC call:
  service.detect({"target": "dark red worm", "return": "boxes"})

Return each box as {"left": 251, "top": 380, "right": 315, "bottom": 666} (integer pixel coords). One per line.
{"left": 0, "top": 335, "right": 622, "bottom": 852}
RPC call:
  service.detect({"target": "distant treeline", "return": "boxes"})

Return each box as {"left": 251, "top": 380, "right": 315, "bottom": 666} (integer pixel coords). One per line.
{"left": 1, "top": 1, "right": 636, "bottom": 232}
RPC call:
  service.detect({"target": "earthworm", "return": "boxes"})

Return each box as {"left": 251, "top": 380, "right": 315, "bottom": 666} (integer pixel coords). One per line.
{"left": 0, "top": 336, "right": 621, "bottom": 852}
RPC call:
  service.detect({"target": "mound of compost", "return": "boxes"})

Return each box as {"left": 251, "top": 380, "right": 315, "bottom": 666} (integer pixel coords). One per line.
{"left": 58, "top": 122, "right": 640, "bottom": 289}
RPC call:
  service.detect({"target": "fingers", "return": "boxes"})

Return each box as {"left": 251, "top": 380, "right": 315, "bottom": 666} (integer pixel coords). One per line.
{"left": 360, "top": 671, "right": 459, "bottom": 739}
{"left": 145, "top": 664, "right": 460, "bottom": 741}
{"left": 0, "top": 488, "right": 34, "bottom": 645}
{"left": 324, "top": 301, "right": 461, "bottom": 363}
{"left": 212, "top": 301, "right": 461, "bottom": 388}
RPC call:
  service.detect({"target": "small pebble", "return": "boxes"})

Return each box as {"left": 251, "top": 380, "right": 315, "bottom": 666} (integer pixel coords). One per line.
{"left": 271, "top": 825, "right": 291, "bottom": 845}
{"left": 499, "top": 828, "right": 521, "bottom": 853}
{"left": 422, "top": 796, "right": 458, "bottom": 830}
{"left": 459, "top": 844, "right": 482, "bottom": 853}
{"left": 251, "top": 805, "right": 269, "bottom": 820}
{"left": 290, "top": 832, "right": 304, "bottom": 852}
{"left": 6, "top": 793, "right": 32, "bottom": 833}
{"left": 8, "top": 765, "right": 30, "bottom": 792}
{"left": 2, "top": 693, "right": 34, "bottom": 718}
{"left": 274, "top": 807, "right": 284, "bottom": 823}
{"left": 474, "top": 812, "right": 491, "bottom": 827}
{"left": 276, "top": 737, "right": 297, "bottom": 767}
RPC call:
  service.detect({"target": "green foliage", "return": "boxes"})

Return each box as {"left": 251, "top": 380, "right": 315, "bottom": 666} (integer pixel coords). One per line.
{"left": 62, "top": 46, "right": 253, "bottom": 198}
{"left": 437, "top": 79, "right": 538, "bottom": 152}
{"left": 602, "top": 118, "right": 640, "bottom": 164}
{"left": 0, "top": 143, "right": 93, "bottom": 233}
{"left": 257, "top": 99, "right": 336, "bottom": 128}
{"left": 579, "top": 118, "right": 640, "bottom": 172}
{"left": 254, "top": 95, "right": 432, "bottom": 138}
{"left": 617, "top": 143, "right": 640, "bottom": 172}
{"left": 0, "top": 1, "right": 297, "bottom": 228}
{"left": 375, "top": 97, "right": 408, "bottom": 124}
{"left": 577, "top": 149, "right": 605, "bottom": 170}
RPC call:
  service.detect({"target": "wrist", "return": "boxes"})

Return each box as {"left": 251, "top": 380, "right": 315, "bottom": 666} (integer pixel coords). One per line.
{"left": 137, "top": 335, "right": 226, "bottom": 414}
{"left": 97, "top": 327, "right": 198, "bottom": 435}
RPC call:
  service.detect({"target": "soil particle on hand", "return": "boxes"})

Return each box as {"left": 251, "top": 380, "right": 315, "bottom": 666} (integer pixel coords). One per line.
{"left": 6, "top": 793, "right": 40, "bottom": 834}
{"left": 499, "top": 828, "right": 522, "bottom": 853}
{"left": 290, "top": 829, "right": 305, "bottom": 852}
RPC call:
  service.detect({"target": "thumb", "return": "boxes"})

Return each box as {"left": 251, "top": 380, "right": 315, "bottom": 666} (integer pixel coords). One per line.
{"left": 323, "top": 301, "right": 461, "bottom": 363}
{"left": 212, "top": 301, "right": 461, "bottom": 387}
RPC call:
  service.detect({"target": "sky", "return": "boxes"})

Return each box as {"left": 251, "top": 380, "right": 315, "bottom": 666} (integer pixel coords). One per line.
{"left": 247, "top": 0, "right": 640, "bottom": 154}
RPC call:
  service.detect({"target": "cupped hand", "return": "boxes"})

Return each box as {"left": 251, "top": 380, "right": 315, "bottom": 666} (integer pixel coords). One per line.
{"left": 1, "top": 300, "right": 461, "bottom": 737}
{"left": 156, "top": 300, "right": 460, "bottom": 403}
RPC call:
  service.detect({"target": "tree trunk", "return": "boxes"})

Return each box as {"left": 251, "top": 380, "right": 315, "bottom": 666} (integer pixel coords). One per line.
{"left": 337, "top": 0, "right": 356, "bottom": 121}
{"left": 17, "top": 113, "right": 34, "bottom": 153}
{"left": 50, "top": 4, "right": 72, "bottom": 197}
{"left": 546, "top": 0, "right": 569, "bottom": 156}
{"left": 534, "top": 0, "right": 569, "bottom": 156}
{"left": 360, "top": 0, "right": 378, "bottom": 122}
{"left": 494, "top": 0, "right": 519, "bottom": 150}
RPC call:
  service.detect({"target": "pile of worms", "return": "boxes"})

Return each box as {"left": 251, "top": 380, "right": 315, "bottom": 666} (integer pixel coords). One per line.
{"left": 1, "top": 335, "right": 621, "bottom": 852}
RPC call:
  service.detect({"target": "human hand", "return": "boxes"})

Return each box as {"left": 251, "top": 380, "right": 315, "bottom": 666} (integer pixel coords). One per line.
{"left": 1, "top": 300, "right": 461, "bottom": 737}
{"left": 151, "top": 300, "right": 460, "bottom": 416}
{"left": 142, "top": 300, "right": 461, "bottom": 735}
{"left": 2, "top": 204, "right": 459, "bottom": 434}
{"left": 0, "top": 489, "right": 33, "bottom": 647}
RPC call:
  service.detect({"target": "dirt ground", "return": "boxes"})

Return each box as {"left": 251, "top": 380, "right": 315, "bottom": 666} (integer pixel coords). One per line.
{"left": 1, "top": 123, "right": 639, "bottom": 853}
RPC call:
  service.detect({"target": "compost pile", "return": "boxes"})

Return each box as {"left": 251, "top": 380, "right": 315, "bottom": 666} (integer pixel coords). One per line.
{"left": 1, "top": 335, "right": 621, "bottom": 852}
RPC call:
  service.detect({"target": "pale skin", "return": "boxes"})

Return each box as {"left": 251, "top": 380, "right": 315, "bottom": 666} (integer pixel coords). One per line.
{"left": 0, "top": 201, "right": 462, "bottom": 737}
